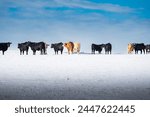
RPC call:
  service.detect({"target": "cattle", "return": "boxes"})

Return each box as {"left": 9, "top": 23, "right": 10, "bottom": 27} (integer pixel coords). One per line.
{"left": 145, "top": 44, "right": 150, "bottom": 54}
{"left": 51, "top": 42, "right": 63, "bottom": 54}
{"left": 0, "top": 42, "right": 12, "bottom": 55}
{"left": 128, "top": 43, "right": 134, "bottom": 54}
{"left": 103, "top": 43, "right": 112, "bottom": 54}
{"left": 27, "top": 41, "right": 46, "bottom": 55}
{"left": 134, "top": 43, "right": 145, "bottom": 54}
{"left": 18, "top": 42, "right": 29, "bottom": 55}
{"left": 91, "top": 44, "right": 103, "bottom": 54}
{"left": 64, "top": 42, "right": 74, "bottom": 54}
{"left": 73, "top": 42, "right": 80, "bottom": 54}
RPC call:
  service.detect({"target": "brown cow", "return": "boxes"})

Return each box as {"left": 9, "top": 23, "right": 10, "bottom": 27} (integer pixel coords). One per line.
{"left": 64, "top": 42, "right": 74, "bottom": 54}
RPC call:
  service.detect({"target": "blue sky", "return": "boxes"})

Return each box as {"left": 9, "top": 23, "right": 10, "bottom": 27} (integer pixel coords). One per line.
{"left": 0, "top": 0, "right": 150, "bottom": 53}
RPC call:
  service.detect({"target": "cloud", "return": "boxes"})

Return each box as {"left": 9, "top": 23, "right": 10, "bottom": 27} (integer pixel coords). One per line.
{"left": 53, "top": 0, "right": 135, "bottom": 13}
{"left": 1, "top": 0, "right": 135, "bottom": 15}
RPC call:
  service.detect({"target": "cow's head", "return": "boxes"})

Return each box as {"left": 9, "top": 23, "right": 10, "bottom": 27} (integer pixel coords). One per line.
{"left": 7, "top": 42, "right": 12, "bottom": 47}
{"left": 64, "top": 43, "right": 68, "bottom": 47}
{"left": 18, "top": 43, "right": 21, "bottom": 48}
{"left": 60, "top": 42, "right": 63, "bottom": 45}
{"left": 51, "top": 44, "right": 54, "bottom": 48}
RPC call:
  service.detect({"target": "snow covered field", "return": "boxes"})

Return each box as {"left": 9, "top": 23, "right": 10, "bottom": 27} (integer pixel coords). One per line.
{"left": 0, "top": 50, "right": 150, "bottom": 100}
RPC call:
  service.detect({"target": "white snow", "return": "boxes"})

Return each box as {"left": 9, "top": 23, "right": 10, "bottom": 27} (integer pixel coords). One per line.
{"left": 0, "top": 50, "right": 150, "bottom": 99}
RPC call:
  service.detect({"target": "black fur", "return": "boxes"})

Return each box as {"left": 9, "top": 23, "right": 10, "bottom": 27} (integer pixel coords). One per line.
{"left": 0, "top": 42, "right": 11, "bottom": 55}
{"left": 145, "top": 44, "right": 150, "bottom": 54}
{"left": 133, "top": 43, "right": 145, "bottom": 54}
{"left": 18, "top": 42, "right": 29, "bottom": 55}
{"left": 51, "top": 42, "right": 64, "bottom": 54}
{"left": 91, "top": 44, "right": 103, "bottom": 54}
{"left": 28, "top": 41, "right": 46, "bottom": 55}
{"left": 103, "top": 43, "right": 112, "bottom": 54}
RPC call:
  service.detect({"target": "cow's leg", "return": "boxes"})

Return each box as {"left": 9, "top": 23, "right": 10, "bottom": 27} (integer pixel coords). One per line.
{"left": 2, "top": 51, "right": 4, "bottom": 55}
{"left": 140, "top": 50, "right": 142, "bottom": 54}
{"left": 23, "top": 50, "right": 24, "bottom": 55}
{"left": 71, "top": 50, "right": 73, "bottom": 54}
{"left": 98, "top": 51, "right": 101, "bottom": 54}
{"left": 26, "top": 50, "right": 28, "bottom": 55}
{"left": 40, "top": 49, "right": 42, "bottom": 55}
{"left": 33, "top": 50, "right": 36, "bottom": 55}
{"left": 143, "top": 49, "right": 145, "bottom": 54}
{"left": 146, "top": 49, "right": 148, "bottom": 54}
{"left": 61, "top": 50, "right": 63, "bottom": 54}
{"left": 20, "top": 50, "right": 21, "bottom": 55}
{"left": 93, "top": 50, "right": 95, "bottom": 54}
{"left": 77, "top": 49, "right": 80, "bottom": 54}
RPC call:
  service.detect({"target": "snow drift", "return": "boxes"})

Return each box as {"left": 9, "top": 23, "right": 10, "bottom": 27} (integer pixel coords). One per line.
{"left": 0, "top": 50, "right": 150, "bottom": 99}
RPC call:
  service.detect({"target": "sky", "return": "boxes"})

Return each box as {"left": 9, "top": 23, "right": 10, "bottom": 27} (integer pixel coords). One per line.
{"left": 0, "top": 0, "right": 150, "bottom": 53}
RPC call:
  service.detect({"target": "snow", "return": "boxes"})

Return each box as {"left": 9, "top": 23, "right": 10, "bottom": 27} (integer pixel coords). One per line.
{"left": 0, "top": 50, "right": 150, "bottom": 99}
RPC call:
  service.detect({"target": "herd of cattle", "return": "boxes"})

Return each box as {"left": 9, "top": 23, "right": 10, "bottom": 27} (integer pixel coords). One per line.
{"left": 0, "top": 41, "right": 150, "bottom": 55}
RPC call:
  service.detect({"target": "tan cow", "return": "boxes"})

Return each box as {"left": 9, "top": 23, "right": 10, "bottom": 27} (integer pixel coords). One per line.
{"left": 73, "top": 42, "right": 80, "bottom": 54}
{"left": 64, "top": 42, "right": 81, "bottom": 54}
{"left": 64, "top": 42, "right": 74, "bottom": 54}
{"left": 128, "top": 43, "right": 134, "bottom": 54}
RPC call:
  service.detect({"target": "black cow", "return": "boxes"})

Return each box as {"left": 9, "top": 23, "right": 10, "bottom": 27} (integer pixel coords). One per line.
{"left": 0, "top": 42, "right": 11, "bottom": 55}
{"left": 145, "top": 44, "right": 150, "bottom": 54}
{"left": 133, "top": 43, "right": 145, "bottom": 54}
{"left": 103, "top": 43, "right": 112, "bottom": 54}
{"left": 28, "top": 41, "right": 46, "bottom": 55}
{"left": 51, "top": 42, "right": 63, "bottom": 54}
{"left": 91, "top": 44, "right": 103, "bottom": 54}
{"left": 18, "top": 42, "right": 29, "bottom": 55}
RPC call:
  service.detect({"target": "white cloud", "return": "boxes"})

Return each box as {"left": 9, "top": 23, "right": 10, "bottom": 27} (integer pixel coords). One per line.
{"left": 53, "top": 0, "right": 134, "bottom": 13}
{"left": 1, "top": 0, "right": 135, "bottom": 13}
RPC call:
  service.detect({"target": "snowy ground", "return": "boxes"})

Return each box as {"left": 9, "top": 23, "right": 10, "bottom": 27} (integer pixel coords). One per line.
{"left": 0, "top": 50, "right": 150, "bottom": 100}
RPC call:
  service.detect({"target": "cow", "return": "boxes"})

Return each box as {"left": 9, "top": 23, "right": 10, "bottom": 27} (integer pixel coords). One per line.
{"left": 128, "top": 43, "right": 134, "bottom": 54}
{"left": 73, "top": 42, "right": 80, "bottom": 54}
{"left": 27, "top": 41, "right": 46, "bottom": 55}
{"left": 18, "top": 42, "right": 29, "bottom": 55}
{"left": 103, "top": 43, "right": 112, "bottom": 54}
{"left": 91, "top": 44, "right": 103, "bottom": 54}
{"left": 0, "top": 42, "right": 12, "bottom": 55}
{"left": 145, "top": 44, "right": 150, "bottom": 54}
{"left": 51, "top": 42, "right": 63, "bottom": 54}
{"left": 134, "top": 43, "right": 145, "bottom": 54}
{"left": 64, "top": 42, "right": 74, "bottom": 54}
